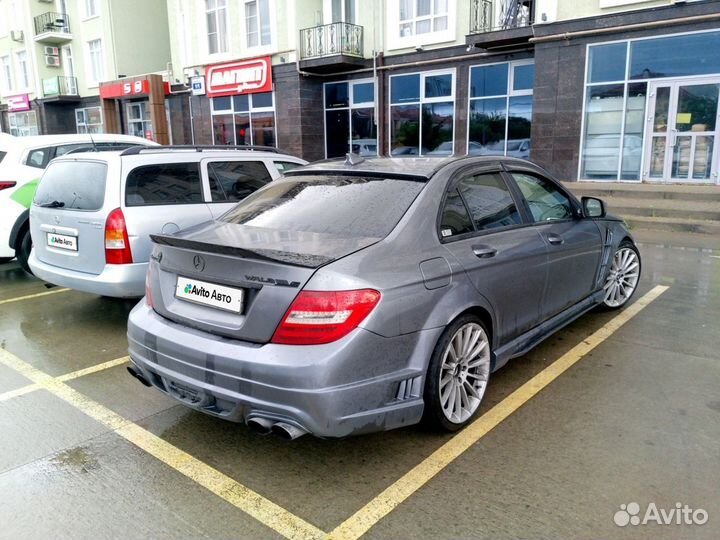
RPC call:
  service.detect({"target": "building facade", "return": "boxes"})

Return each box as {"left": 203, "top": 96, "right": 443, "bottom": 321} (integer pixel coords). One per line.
{"left": 0, "top": 0, "right": 171, "bottom": 141}
{"left": 163, "top": 0, "right": 720, "bottom": 185}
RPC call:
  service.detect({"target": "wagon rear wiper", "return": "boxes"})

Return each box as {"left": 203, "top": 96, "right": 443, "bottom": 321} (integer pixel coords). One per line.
{"left": 38, "top": 200, "right": 65, "bottom": 208}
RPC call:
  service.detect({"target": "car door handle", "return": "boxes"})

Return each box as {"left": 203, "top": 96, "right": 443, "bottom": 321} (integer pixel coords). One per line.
{"left": 546, "top": 233, "right": 564, "bottom": 246}
{"left": 472, "top": 245, "right": 497, "bottom": 258}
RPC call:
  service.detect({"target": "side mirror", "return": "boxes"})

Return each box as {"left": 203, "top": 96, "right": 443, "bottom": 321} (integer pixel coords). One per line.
{"left": 582, "top": 196, "right": 606, "bottom": 218}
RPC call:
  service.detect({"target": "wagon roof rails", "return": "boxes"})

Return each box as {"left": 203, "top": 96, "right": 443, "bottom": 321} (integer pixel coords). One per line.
{"left": 120, "top": 145, "right": 281, "bottom": 156}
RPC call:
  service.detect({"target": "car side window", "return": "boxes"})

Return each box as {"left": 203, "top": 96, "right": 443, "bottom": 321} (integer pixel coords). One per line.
{"left": 55, "top": 143, "right": 93, "bottom": 157}
{"left": 207, "top": 161, "right": 273, "bottom": 202}
{"left": 274, "top": 161, "right": 302, "bottom": 173}
{"left": 26, "top": 148, "right": 51, "bottom": 169}
{"left": 439, "top": 189, "right": 474, "bottom": 238}
{"left": 511, "top": 173, "right": 574, "bottom": 222}
{"left": 125, "top": 162, "right": 202, "bottom": 206}
{"left": 457, "top": 173, "right": 522, "bottom": 231}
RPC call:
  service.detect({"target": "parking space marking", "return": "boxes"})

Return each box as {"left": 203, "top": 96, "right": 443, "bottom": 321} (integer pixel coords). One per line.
{"left": 0, "top": 348, "right": 325, "bottom": 540}
{"left": 0, "top": 288, "right": 70, "bottom": 305}
{"left": 0, "top": 356, "right": 129, "bottom": 403}
{"left": 327, "top": 285, "right": 670, "bottom": 540}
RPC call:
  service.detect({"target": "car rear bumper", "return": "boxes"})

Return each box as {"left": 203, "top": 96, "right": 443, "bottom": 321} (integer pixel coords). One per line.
{"left": 127, "top": 300, "right": 442, "bottom": 438}
{"left": 29, "top": 250, "right": 147, "bottom": 297}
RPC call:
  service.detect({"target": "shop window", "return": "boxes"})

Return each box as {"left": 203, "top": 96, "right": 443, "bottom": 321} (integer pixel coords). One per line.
{"left": 125, "top": 163, "right": 202, "bottom": 206}
{"left": 126, "top": 101, "right": 152, "bottom": 140}
{"left": 9, "top": 111, "right": 38, "bottom": 137}
{"left": 207, "top": 161, "right": 272, "bottom": 202}
{"left": 390, "top": 70, "right": 454, "bottom": 156}
{"left": 324, "top": 79, "right": 377, "bottom": 158}
{"left": 588, "top": 43, "right": 627, "bottom": 84}
{"left": 245, "top": 0, "right": 271, "bottom": 48}
{"left": 629, "top": 31, "right": 720, "bottom": 81}
{"left": 211, "top": 91, "right": 276, "bottom": 147}
{"left": 468, "top": 61, "right": 533, "bottom": 158}
{"left": 75, "top": 106, "right": 103, "bottom": 134}
{"left": 206, "top": 0, "right": 228, "bottom": 54}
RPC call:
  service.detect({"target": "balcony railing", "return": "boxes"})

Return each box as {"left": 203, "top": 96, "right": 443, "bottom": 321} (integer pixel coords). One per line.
{"left": 34, "top": 11, "right": 71, "bottom": 36}
{"left": 42, "top": 76, "right": 78, "bottom": 97}
{"left": 470, "top": 0, "right": 534, "bottom": 33}
{"left": 300, "top": 22, "right": 364, "bottom": 60}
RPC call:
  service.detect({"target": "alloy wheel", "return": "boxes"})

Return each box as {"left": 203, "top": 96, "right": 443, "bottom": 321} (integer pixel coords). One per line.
{"left": 439, "top": 322, "right": 491, "bottom": 424}
{"left": 603, "top": 247, "right": 640, "bottom": 308}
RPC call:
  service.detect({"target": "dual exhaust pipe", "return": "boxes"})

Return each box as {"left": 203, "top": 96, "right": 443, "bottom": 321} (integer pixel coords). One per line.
{"left": 247, "top": 417, "right": 307, "bottom": 440}
{"left": 127, "top": 365, "right": 307, "bottom": 440}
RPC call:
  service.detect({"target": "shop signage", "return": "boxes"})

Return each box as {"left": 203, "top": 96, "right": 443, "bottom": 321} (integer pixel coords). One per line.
{"left": 7, "top": 94, "right": 31, "bottom": 112}
{"left": 191, "top": 76, "right": 206, "bottom": 96}
{"left": 100, "top": 80, "right": 150, "bottom": 99}
{"left": 206, "top": 57, "right": 272, "bottom": 98}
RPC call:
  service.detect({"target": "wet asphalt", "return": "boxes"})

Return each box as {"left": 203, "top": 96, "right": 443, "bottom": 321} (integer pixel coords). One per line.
{"left": 0, "top": 239, "right": 718, "bottom": 540}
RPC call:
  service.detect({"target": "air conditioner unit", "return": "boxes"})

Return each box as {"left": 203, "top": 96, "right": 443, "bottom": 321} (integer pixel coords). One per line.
{"left": 10, "top": 30, "right": 23, "bottom": 42}
{"left": 44, "top": 46, "right": 59, "bottom": 56}
{"left": 45, "top": 55, "right": 61, "bottom": 67}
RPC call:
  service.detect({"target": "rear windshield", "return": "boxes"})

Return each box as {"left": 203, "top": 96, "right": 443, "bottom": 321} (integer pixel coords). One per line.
{"left": 220, "top": 175, "right": 424, "bottom": 239}
{"left": 34, "top": 161, "right": 108, "bottom": 211}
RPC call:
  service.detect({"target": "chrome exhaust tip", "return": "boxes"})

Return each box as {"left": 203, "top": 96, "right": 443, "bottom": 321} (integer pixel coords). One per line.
{"left": 246, "top": 417, "right": 274, "bottom": 435}
{"left": 271, "top": 421, "right": 307, "bottom": 440}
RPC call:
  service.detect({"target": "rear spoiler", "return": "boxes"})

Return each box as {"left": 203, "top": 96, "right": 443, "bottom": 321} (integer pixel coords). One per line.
{"left": 149, "top": 234, "right": 332, "bottom": 269}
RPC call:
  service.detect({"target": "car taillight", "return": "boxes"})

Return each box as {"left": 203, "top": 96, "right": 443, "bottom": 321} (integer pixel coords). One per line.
{"left": 271, "top": 289, "right": 381, "bottom": 345}
{"left": 105, "top": 208, "right": 133, "bottom": 264}
{"left": 0, "top": 181, "right": 16, "bottom": 191}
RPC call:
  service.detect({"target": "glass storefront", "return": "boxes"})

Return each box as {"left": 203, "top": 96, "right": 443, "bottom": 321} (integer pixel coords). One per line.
{"left": 76, "top": 106, "right": 103, "bottom": 134}
{"left": 324, "top": 79, "right": 376, "bottom": 158}
{"left": 126, "top": 101, "right": 153, "bottom": 140}
{"left": 389, "top": 70, "right": 454, "bottom": 155}
{"left": 468, "top": 61, "right": 534, "bottom": 158}
{"left": 8, "top": 111, "right": 39, "bottom": 137}
{"left": 212, "top": 92, "right": 276, "bottom": 147}
{"left": 581, "top": 30, "right": 720, "bottom": 183}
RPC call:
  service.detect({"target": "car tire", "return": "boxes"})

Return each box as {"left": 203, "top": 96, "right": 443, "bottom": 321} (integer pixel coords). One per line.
{"left": 601, "top": 240, "right": 641, "bottom": 310}
{"left": 422, "top": 315, "right": 492, "bottom": 432}
{"left": 16, "top": 228, "right": 33, "bottom": 275}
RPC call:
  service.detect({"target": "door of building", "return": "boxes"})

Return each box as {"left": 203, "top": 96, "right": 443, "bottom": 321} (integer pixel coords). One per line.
{"left": 644, "top": 78, "right": 720, "bottom": 184}
{"left": 125, "top": 101, "right": 153, "bottom": 140}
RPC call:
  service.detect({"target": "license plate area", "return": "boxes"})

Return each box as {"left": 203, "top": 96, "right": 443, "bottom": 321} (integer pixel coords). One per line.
{"left": 47, "top": 232, "right": 78, "bottom": 251}
{"left": 175, "top": 275, "right": 244, "bottom": 314}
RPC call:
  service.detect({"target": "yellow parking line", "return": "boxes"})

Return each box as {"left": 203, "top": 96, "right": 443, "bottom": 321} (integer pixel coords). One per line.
{"left": 327, "top": 285, "right": 669, "bottom": 540}
{"left": 0, "top": 349, "right": 325, "bottom": 540}
{"left": 0, "top": 288, "right": 70, "bottom": 305}
{"left": 0, "top": 356, "right": 130, "bottom": 403}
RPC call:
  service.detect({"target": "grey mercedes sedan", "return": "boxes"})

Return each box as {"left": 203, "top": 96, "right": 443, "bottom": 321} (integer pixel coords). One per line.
{"left": 127, "top": 156, "right": 640, "bottom": 439}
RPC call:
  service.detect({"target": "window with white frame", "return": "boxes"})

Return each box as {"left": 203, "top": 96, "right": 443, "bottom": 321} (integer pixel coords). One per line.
{"left": 9, "top": 111, "right": 38, "bottom": 137}
{"left": 399, "top": 0, "right": 449, "bottom": 37}
{"left": 212, "top": 92, "right": 276, "bottom": 147}
{"left": 0, "top": 1, "right": 7, "bottom": 38}
{"left": 15, "top": 50, "right": 30, "bottom": 90}
{"left": 468, "top": 61, "right": 534, "bottom": 158}
{"left": 75, "top": 106, "right": 103, "bottom": 134}
{"left": 324, "top": 79, "right": 376, "bottom": 158}
{"left": 206, "top": 0, "right": 228, "bottom": 54}
{"left": 245, "top": 0, "right": 271, "bottom": 48}
{"left": 0, "top": 55, "right": 12, "bottom": 95}
{"left": 87, "top": 39, "right": 104, "bottom": 85}
{"left": 84, "top": 0, "right": 98, "bottom": 18}
{"left": 390, "top": 70, "right": 455, "bottom": 155}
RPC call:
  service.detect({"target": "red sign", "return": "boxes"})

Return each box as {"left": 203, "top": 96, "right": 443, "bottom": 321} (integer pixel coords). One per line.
{"left": 206, "top": 57, "right": 272, "bottom": 98}
{"left": 7, "top": 94, "right": 31, "bottom": 112}
{"left": 100, "top": 80, "right": 150, "bottom": 99}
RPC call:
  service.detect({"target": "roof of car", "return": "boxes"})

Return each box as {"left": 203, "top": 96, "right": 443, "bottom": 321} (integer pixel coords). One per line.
{"left": 52, "top": 147, "right": 302, "bottom": 162}
{"left": 0, "top": 133, "right": 157, "bottom": 148}
{"left": 286, "top": 155, "right": 536, "bottom": 180}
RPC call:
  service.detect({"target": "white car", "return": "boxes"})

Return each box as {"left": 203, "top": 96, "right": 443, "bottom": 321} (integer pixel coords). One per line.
{"left": 0, "top": 133, "right": 156, "bottom": 271}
